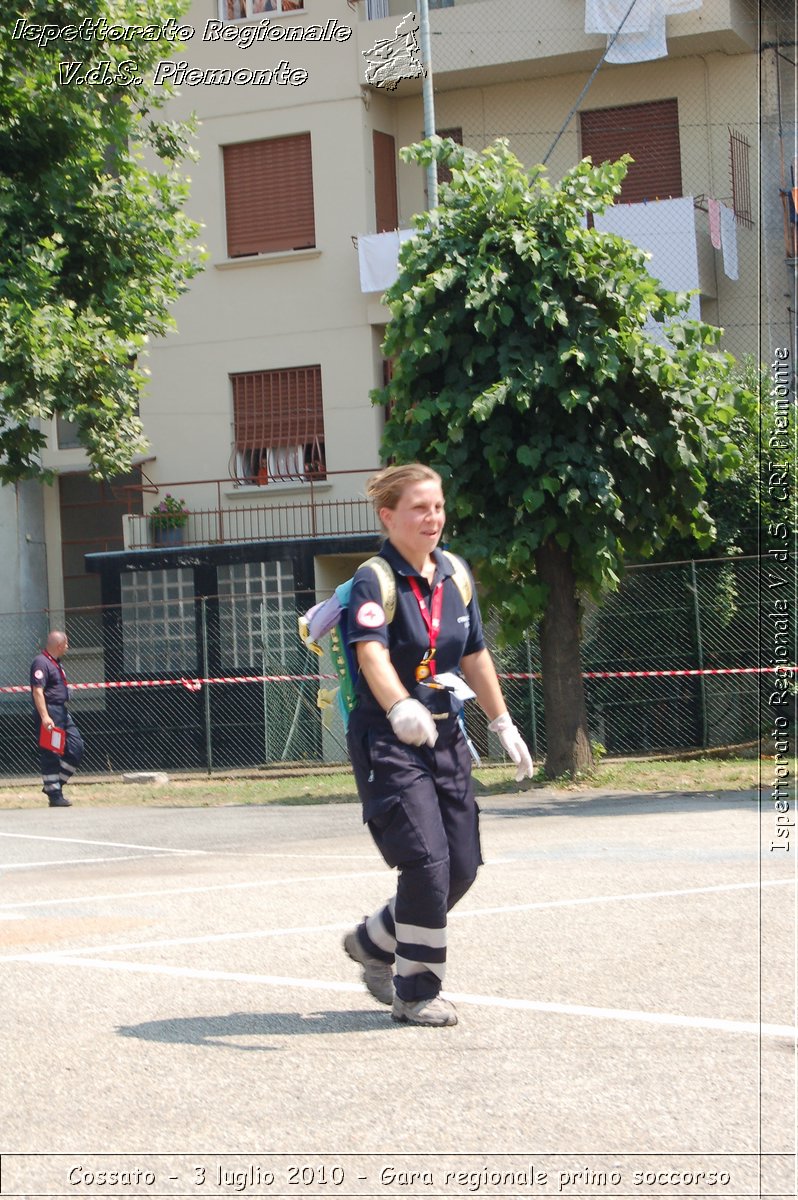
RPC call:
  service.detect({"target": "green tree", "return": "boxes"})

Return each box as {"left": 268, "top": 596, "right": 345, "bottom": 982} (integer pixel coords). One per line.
{"left": 657, "top": 356, "right": 783, "bottom": 560}
{"left": 0, "top": 0, "right": 204, "bottom": 482}
{"left": 376, "top": 138, "right": 754, "bottom": 778}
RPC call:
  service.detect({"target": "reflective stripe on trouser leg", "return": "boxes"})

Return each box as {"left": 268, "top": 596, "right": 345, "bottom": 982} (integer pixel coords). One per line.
{"left": 360, "top": 897, "right": 396, "bottom": 962}
{"left": 394, "top": 913, "right": 448, "bottom": 986}
{"left": 41, "top": 773, "right": 61, "bottom": 795}
{"left": 392, "top": 855, "right": 450, "bottom": 1001}
{"left": 59, "top": 760, "right": 77, "bottom": 785}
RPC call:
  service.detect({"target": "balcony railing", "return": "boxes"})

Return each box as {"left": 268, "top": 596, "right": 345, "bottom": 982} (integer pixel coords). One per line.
{"left": 119, "top": 470, "right": 382, "bottom": 551}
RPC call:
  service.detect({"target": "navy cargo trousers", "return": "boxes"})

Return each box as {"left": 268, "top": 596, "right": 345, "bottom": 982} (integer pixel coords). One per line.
{"left": 346, "top": 708, "right": 483, "bottom": 1002}
{"left": 34, "top": 705, "right": 84, "bottom": 798}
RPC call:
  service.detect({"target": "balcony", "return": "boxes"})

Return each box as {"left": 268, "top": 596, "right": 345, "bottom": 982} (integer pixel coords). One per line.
{"left": 356, "top": 0, "right": 756, "bottom": 93}
{"left": 119, "top": 471, "right": 382, "bottom": 551}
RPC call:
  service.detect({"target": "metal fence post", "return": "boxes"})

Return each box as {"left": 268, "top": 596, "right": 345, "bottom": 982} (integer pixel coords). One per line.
{"left": 689, "top": 560, "right": 709, "bottom": 747}
{"left": 201, "top": 597, "right": 213, "bottom": 776}
{"left": 525, "top": 632, "right": 539, "bottom": 758}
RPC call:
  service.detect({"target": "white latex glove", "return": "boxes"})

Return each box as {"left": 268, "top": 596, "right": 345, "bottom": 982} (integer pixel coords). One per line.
{"left": 387, "top": 698, "right": 438, "bottom": 747}
{"left": 488, "top": 712, "right": 534, "bottom": 781}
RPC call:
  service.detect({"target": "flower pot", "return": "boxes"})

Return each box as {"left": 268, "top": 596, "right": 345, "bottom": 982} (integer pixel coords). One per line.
{"left": 152, "top": 525, "right": 185, "bottom": 547}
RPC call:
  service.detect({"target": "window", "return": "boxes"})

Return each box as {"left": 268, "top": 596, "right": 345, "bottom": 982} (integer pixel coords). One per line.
{"left": 218, "top": 560, "right": 295, "bottom": 667}
{"left": 231, "top": 366, "right": 326, "bottom": 485}
{"left": 120, "top": 569, "right": 196, "bottom": 675}
{"left": 60, "top": 471, "right": 142, "bottom": 638}
{"left": 223, "top": 134, "right": 314, "bottom": 257}
{"left": 373, "top": 131, "right": 398, "bottom": 233}
{"left": 729, "top": 128, "right": 752, "bottom": 227}
{"left": 436, "top": 125, "right": 463, "bottom": 186}
{"left": 221, "top": 1, "right": 304, "bottom": 19}
{"left": 580, "top": 99, "right": 683, "bottom": 204}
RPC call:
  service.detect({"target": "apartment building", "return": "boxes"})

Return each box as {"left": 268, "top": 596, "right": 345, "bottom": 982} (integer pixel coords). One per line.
{"left": 6, "top": 2, "right": 793, "bottom": 707}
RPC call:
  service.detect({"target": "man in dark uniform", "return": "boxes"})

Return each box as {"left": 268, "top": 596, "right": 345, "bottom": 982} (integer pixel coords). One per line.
{"left": 30, "top": 630, "right": 84, "bottom": 808}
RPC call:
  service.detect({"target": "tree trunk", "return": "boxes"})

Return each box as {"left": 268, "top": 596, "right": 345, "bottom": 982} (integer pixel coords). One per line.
{"left": 535, "top": 540, "right": 595, "bottom": 778}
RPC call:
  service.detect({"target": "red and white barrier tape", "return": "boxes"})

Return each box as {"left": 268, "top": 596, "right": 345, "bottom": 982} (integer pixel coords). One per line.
{"left": 2, "top": 664, "right": 794, "bottom": 695}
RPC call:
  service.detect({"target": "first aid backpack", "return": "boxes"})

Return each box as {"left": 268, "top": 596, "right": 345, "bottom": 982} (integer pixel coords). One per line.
{"left": 298, "top": 552, "right": 471, "bottom": 730}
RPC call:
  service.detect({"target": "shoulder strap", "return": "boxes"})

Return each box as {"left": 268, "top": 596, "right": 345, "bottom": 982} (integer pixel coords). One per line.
{"left": 357, "top": 552, "right": 470, "bottom": 623}
{"left": 443, "top": 550, "right": 473, "bottom": 607}
{"left": 360, "top": 556, "right": 397, "bottom": 623}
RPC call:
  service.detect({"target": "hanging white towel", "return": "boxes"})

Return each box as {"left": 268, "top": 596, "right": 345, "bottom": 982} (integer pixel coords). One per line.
{"left": 707, "top": 197, "right": 721, "bottom": 250}
{"left": 357, "top": 230, "right": 417, "bottom": 293}
{"left": 585, "top": 1, "right": 653, "bottom": 35}
{"left": 606, "top": 0, "right": 668, "bottom": 63}
{"left": 664, "top": 1, "right": 702, "bottom": 14}
{"left": 357, "top": 231, "right": 401, "bottom": 293}
{"left": 719, "top": 204, "right": 738, "bottom": 280}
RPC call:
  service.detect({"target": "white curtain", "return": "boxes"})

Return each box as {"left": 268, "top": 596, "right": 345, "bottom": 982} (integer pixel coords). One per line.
{"left": 367, "top": 0, "right": 390, "bottom": 19}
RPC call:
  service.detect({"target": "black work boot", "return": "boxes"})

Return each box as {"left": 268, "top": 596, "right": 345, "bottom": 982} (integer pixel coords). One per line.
{"left": 48, "top": 789, "right": 71, "bottom": 807}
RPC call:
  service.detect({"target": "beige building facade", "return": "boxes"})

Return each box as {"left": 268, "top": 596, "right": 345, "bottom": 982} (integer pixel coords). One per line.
{"left": 18, "top": 0, "right": 794, "bottom": 621}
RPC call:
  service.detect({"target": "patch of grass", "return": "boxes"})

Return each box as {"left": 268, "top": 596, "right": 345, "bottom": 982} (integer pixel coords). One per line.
{"left": 0, "top": 756, "right": 762, "bottom": 810}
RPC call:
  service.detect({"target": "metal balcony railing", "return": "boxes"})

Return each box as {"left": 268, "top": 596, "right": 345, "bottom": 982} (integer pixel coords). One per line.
{"left": 118, "top": 469, "right": 383, "bottom": 551}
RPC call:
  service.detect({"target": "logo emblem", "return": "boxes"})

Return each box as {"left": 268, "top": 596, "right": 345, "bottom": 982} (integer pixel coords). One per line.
{"left": 356, "top": 601, "right": 386, "bottom": 629}
{"left": 34, "top": 669, "right": 44, "bottom": 680}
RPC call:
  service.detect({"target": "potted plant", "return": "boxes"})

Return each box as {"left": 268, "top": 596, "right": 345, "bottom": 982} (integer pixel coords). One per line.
{"left": 149, "top": 494, "right": 189, "bottom": 546}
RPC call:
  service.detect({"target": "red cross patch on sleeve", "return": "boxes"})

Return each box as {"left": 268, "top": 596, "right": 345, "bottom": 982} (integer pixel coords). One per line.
{"left": 356, "top": 601, "right": 386, "bottom": 629}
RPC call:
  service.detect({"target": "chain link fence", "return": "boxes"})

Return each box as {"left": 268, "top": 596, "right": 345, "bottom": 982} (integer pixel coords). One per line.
{"left": 0, "top": 556, "right": 779, "bottom": 780}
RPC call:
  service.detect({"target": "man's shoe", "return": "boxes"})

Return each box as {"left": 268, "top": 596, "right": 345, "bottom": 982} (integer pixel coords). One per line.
{"left": 392, "top": 995, "right": 458, "bottom": 1027}
{"left": 343, "top": 930, "right": 394, "bottom": 1005}
{"left": 48, "top": 791, "right": 71, "bottom": 807}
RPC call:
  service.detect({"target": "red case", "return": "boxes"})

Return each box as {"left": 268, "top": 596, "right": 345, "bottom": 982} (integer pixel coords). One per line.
{"left": 39, "top": 725, "right": 65, "bottom": 754}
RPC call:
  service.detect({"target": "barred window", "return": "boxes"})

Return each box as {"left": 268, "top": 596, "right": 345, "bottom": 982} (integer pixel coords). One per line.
{"left": 223, "top": 134, "right": 314, "bottom": 257}
{"left": 729, "top": 128, "right": 753, "bottom": 227}
{"left": 231, "top": 366, "right": 326, "bottom": 484}
{"left": 221, "top": 1, "right": 304, "bottom": 20}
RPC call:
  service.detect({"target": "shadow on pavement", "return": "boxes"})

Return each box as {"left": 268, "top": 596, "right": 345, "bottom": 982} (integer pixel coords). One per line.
{"left": 479, "top": 789, "right": 757, "bottom": 820}
{"left": 117, "top": 1008, "right": 392, "bottom": 1050}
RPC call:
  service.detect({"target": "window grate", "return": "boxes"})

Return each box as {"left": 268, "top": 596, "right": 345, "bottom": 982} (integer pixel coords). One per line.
{"left": 230, "top": 366, "right": 326, "bottom": 485}
{"left": 729, "top": 128, "right": 753, "bottom": 228}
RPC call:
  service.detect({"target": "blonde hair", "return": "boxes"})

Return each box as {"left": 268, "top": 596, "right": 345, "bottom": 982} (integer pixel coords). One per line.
{"left": 366, "top": 464, "right": 443, "bottom": 520}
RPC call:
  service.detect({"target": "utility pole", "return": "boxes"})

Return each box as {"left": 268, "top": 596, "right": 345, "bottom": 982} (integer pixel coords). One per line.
{"left": 417, "top": 0, "right": 438, "bottom": 208}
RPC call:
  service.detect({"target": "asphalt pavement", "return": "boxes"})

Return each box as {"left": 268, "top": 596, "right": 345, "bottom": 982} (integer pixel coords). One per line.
{"left": 0, "top": 786, "right": 794, "bottom": 1199}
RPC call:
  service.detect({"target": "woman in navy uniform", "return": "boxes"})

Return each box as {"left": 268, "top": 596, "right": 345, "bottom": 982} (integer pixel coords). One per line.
{"left": 30, "top": 630, "right": 84, "bottom": 808}
{"left": 343, "top": 464, "right": 533, "bottom": 1026}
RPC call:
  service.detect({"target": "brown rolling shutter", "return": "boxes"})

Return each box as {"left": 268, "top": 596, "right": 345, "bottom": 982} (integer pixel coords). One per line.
{"left": 437, "top": 126, "right": 463, "bottom": 186}
{"left": 231, "top": 366, "right": 325, "bottom": 482}
{"left": 373, "top": 131, "right": 398, "bottom": 233}
{"left": 223, "top": 133, "right": 315, "bottom": 257}
{"left": 580, "top": 99, "right": 683, "bottom": 204}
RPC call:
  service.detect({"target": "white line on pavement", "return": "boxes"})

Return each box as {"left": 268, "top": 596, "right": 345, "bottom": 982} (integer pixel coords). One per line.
{"left": 1, "top": 854, "right": 200, "bottom": 871}
{"left": 5, "top": 953, "right": 794, "bottom": 1039}
{"left": 1, "top": 878, "right": 791, "bottom": 959}
{"left": 0, "top": 831, "right": 205, "bottom": 854}
{"left": 0, "top": 870, "right": 390, "bottom": 910}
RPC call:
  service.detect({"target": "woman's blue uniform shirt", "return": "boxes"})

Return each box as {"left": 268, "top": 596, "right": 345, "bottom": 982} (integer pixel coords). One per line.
{"left": 347, "top": 541, "right": 486, "bottom": 717}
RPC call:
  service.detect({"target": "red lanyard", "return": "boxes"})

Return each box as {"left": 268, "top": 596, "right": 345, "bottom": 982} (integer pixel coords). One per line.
{"left": 407, "top": 576, "right": 443, "bottom": 678}
{"left": 44, "top": 652, "right": 67, "bottom": 685}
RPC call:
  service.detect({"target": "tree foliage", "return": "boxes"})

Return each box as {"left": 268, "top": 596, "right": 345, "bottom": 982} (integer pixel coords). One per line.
{"left": 375, "top": 138, "right": 755, "bottom": 775}
{"left": 0, "top": 0, "right": 204, "bottom": 482}
{"left": 658, "top": 356, "right": 780, "bottom": 560}
{"left": 377, "top": 138, "right": 755, "bottom": 632}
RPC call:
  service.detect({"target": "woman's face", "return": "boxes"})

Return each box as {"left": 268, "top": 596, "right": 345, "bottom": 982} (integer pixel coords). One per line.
{"left": 380, "top": 479, "right": 445, "bottom": 564}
